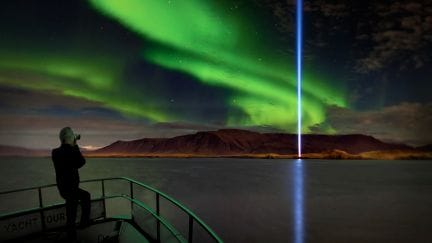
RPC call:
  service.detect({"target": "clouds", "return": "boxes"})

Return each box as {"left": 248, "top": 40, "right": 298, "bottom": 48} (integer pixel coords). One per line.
{"left": 304, "top": 1, "right": 348, "bottom": 18}
{"left": 255, "top": 0, "right": 349, "bottom": 33}
{"left": 260, "top": 0, "right": 431, "bottom": 74}
{"left": 0, "top": 85, "right": 229, "bottom": 149}
{"left": 252, "top": 0, "right": 295, "bottom": 34}
{"left": 0, "top": 86, "right": 107, "bottom": 114}
{"left": 0, "top": 57, "right": 231, "bottom": 125}
{"left": 0, "top": 85, "right": 288, "bottom": 149}
{"left": 310, "top": 102, "right": 432, "bottom": 146}
{"left": 0, "top": 113, "right": 222, "bottom": 149}
{"left": 355, "top": 1, "right": 432, "bottom": 73}
{"left": 302, "top": 0, "right": 431, "bottom": 73}
{"left": 0, "top": 86, "right": 136, "bottom": 148}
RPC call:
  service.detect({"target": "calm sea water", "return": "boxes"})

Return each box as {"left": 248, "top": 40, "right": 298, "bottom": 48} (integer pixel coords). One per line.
{"left": 0, "top": 157, "right": 431, "bottom": 243}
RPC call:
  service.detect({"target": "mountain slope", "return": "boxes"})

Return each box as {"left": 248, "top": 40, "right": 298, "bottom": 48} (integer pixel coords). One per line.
{"left": 90, "top": 129, "right": 412, "bottom": 156}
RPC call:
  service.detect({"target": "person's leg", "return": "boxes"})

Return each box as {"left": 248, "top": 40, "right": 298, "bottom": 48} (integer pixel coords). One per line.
{"left": 65, "top": 196, "right": 78, "bottom": 240}
{"left": 77, "top": 188, "right": 91, "bottom": 225}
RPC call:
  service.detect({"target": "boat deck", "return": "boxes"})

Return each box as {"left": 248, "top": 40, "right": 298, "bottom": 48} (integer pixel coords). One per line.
{"left": 0, "top": 177, "right": 222, "bottom": 243}
{"left": 5, "top": 218, "right": 152, "bottom": 243}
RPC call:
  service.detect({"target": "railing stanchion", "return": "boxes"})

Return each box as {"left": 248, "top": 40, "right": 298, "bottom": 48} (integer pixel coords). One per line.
{"left": 102, "top": 180, "right": 105, "bottom": 197}
{"left": 156, "top": 193, "right": 160, "bottom": 242}
{"left": 188, "top": 215, "right": 193, "bottom": 243}
{"left": 101, "top": 180, "right": 106, "bottom": 219}
{"left": 38, "top": 187, "right": 43, "bottom": 208}
{"left": 130, "top": 181, "right": 134, "bottom": 219}
{"left": 38, "top": 187, "right": 46, "bottom": 230}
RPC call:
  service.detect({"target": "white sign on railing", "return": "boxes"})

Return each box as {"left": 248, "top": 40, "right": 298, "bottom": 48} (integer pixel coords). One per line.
{"left": 0, "top": 199, "right": 105, "bottom": 241}
{"left": 0, "top": 212, "right": 42, "bottom": 241}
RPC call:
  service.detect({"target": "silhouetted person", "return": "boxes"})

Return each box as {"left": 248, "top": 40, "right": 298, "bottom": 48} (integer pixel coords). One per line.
{"left": 52, "top": 127, "right": 90, "bottom": 241}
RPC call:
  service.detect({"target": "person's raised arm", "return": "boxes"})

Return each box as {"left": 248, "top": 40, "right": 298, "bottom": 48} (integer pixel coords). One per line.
{"left": 72, "top": 145, "right": 86, "bottom": 168}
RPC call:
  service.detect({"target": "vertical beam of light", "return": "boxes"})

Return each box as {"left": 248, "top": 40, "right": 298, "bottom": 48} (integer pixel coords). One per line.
{"left": 294, "top": 1, "right": 304, "bottom": 243}
{"left": 297, "top": 0, "right": 303, "bottom": 158}
{"left": 293, "top": 159, "right": 304, "bottom": 243}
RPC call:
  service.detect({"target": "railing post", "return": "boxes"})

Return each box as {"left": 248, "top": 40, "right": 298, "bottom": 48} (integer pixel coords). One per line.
{"left": 188, "top": 215, "right": 193, "bottom": 243}
{"left": 38, "top": 187, "right": 43, "bottom": 208}
{"left": 130, "top": 181, "right": 134, "bottom": 220}
{"left": 156, "top": 193, "right": 160, "bottom": 242}
{"left": 101, "top": 179, "right": 105, "bottom": 197}
{"left": 101, "top": 180, "right": 106, "bottom": 219}
{"left": 38, "top": 188, "right": 46, "bottom": 230}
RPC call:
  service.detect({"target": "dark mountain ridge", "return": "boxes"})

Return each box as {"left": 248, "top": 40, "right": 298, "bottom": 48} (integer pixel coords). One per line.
{"left": 91, "top": 129, "right": 415, "bottom": 155}
{"left": 1, "top": 129, "right": 428, "bottom": 158}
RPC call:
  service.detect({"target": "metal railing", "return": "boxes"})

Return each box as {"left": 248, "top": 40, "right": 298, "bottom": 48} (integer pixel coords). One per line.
{"left": 0, "top": 177, "right": 223, "bottom": 243}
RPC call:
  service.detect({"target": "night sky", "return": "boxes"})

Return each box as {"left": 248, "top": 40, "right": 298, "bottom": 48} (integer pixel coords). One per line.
{"left": 0, "top": 0, "right": 431, "bottom": 149}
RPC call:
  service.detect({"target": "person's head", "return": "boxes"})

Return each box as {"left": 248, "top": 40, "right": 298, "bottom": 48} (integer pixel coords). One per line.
{"left": 59, "top": 127, "right": 75, "bottom": 145}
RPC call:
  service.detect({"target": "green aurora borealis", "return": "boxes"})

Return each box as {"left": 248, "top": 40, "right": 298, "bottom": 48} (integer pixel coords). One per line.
{"left": 0, "top": 50, "right": 170, "bottom": 121}
{"left": 0, "top": 0, "right": 347, "bottom": 134}
{"left": 1, "top": 0, "right": 431, "bottom": 148}
{"left": 89, "top": 0, "right": 346, "bottom": 132}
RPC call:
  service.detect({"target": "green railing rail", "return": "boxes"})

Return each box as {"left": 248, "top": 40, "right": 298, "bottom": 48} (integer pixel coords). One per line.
{"left": 0, "top": 177, "right": 223, "bottom": 243}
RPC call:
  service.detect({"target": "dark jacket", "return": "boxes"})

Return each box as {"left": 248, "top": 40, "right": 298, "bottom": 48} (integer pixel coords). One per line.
{"left": 52, "top": 144, "right": 86, "bottom": 197}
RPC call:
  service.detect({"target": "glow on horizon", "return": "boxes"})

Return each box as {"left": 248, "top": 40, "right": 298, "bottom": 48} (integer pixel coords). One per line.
{"left": 297, "top": 0, "right": 303, "bottom": 158}
{"left": 81, "top": 145, "right": 103, "bottom": 151}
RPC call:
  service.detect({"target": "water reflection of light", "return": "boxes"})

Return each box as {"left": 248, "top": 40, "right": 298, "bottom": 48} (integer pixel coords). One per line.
{"left": 293, "top": 159, "right": 304, "bottom": 243}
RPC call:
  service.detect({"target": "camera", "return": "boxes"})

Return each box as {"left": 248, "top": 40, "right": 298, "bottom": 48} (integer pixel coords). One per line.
{"left": 75, "top": 134, "right": 81, "bottom": 141}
